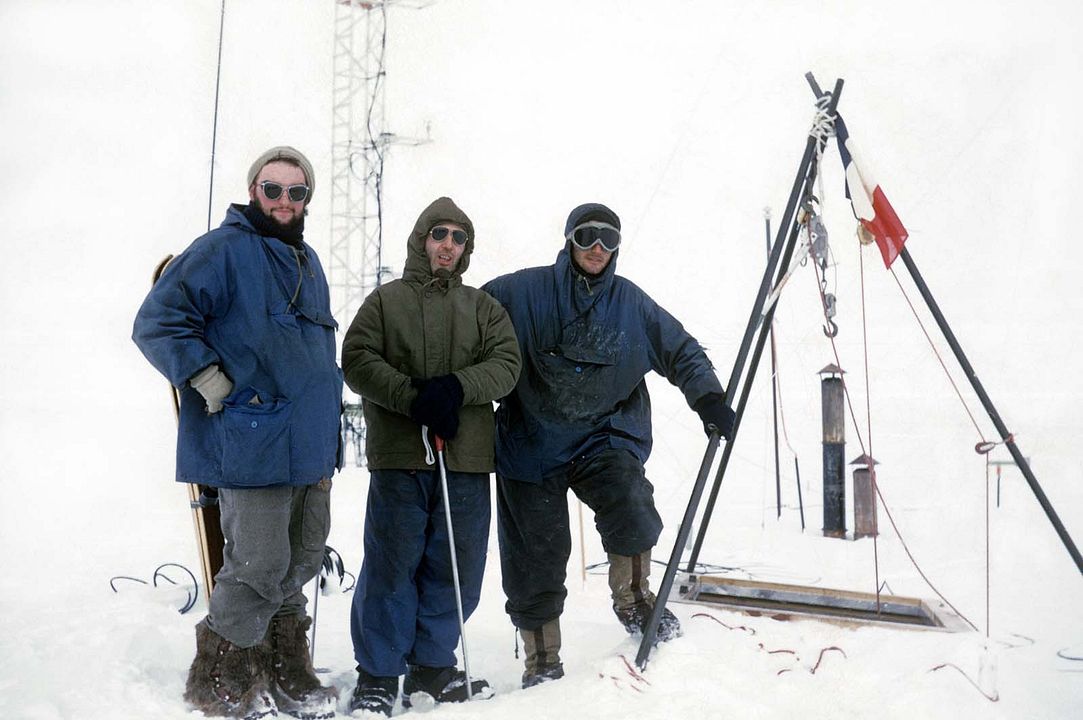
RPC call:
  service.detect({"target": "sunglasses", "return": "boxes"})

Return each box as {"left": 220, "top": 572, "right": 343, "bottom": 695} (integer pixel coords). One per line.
{"left": 430, "top": 226, "right": 469, "bottom": 245}
{"left": 259, "top": 181, "right": 310, "bottom": 203}
{"left": 568, "top": 221, "right": 621, "bottom": 252}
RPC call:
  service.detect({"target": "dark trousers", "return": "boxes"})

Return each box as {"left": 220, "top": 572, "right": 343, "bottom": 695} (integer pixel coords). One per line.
{"left": 351, "top": 468, "right": 490, "bottom": 677}
{"left": 497, "top": 448, "right": 663, "bottom": 631}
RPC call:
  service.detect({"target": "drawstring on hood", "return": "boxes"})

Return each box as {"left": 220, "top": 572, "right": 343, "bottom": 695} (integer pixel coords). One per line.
{"left": 236, "top": 203, "right": 313, "bottom": 314}
{"left": 286, "top": 247, "right": 314, "bottom": 312}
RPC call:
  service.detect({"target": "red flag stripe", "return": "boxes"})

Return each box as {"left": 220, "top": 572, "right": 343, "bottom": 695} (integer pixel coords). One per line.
{"left": 864, "top": 187, "right": 908, "bottom": 268}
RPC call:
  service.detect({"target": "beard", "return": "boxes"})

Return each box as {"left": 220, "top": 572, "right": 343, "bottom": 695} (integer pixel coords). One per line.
{"left": 264, "top": 205, "right": 304, "bottom": 233}
{"left": 244, "top": 201, "right": 305, "bottom": 245}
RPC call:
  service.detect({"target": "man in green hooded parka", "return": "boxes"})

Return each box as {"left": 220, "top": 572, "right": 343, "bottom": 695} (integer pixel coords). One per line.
{"left": 341, "top": 197, "right": 521, "bottom": 716}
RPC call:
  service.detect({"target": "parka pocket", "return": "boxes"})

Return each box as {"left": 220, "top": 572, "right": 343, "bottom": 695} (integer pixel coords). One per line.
{"left": 301, "top": 480, "right": 332, "bottom": 552}
{"left": 220, "top": 389, "right": 292, "bottom": 487}
{"left": 533, "top": 348, "right": 616, "bottom": 423}
{"left": 271, "top": 312, "right": 301, "bottom": 330}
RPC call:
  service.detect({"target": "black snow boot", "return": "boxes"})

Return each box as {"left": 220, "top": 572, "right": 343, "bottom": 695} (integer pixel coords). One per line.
{"left": 609, "top": 550, "right": 683, "bottom": 643}
{"left": 401, "top": 664, "right": 493, "bottom": 708}
{"left": 347, "top": 667, "right": 397, "bottom": 717}
{"left": 184, "top": 619, "right": 278, "bottom": 719}
{"left": 267, "top": 614, "right": 338, "bottom": 719}
{"left": 613, "top": 601, "right": 683, "bottom": 643}
{"left": 520, "top": 619, "right": 564, "bottom": 689}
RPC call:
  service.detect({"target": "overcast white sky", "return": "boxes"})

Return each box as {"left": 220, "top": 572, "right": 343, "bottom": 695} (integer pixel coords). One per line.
{"left": 2, "top": 2, "right": 1082, "bottom": 718}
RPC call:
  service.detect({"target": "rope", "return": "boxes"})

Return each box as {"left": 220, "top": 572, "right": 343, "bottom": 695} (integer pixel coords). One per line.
{"left": 766, "top": 324, "right": 802, "bottom": 460}
{"left": 765, "top": 320, "right": 808, "bottom": 530}
{"left": 359, "top": 2, "right": 389, "bottom": 284}
{"left": 888, "top": 266, "right": 988, "bottom": 443}
{"left": 886, "top": 256, "right": 1001, "bottom": 633}
{"left": 808, "top": 94, "right": 837, "bottom": 146}
{"left": 874, "top": 484, "right": 979, "bottom": 632}
{"left": 858, "top": 242, "right": 882, "bottom": 610}
{"left": 809, "top": 96, "right": 836, "bottom": 230}
{"left": 985, "top": 454, "right": 992, "bottom": 639}
{"left": 205, "top": 0, "right": 227, "bottom": 233}
{"left": 808, "top": 245, "right": 978, "bottom": 632}
{"left": 928, "top": 663, "right": 1000, "bottom": 702}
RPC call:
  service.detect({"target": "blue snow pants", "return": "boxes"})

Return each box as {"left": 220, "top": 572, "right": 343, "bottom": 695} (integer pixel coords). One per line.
{"left": 497, "top": 448, "right": 663, "bottom": 631}
{"left": 351, "top": 468, "right": 490, "bottom": 676}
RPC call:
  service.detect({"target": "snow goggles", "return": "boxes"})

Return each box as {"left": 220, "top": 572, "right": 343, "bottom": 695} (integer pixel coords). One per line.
{"left": 429, "top": 226, "right": 469, "bottom": 245}
{"left": 259, "top": 181, "right": 310, "bottom": 203}
{"left": 568, "top": 221, "right": 621, "bottom": 252}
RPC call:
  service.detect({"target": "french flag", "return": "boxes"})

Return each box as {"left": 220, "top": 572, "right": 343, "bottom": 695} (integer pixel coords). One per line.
{"left": 835, "top": 115, "right": 908, "bottom": 268}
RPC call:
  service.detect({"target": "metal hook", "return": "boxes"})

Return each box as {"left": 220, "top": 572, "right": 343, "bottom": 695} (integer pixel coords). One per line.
{"left": 822, "top": 292, "right": 838, "bottom": 337}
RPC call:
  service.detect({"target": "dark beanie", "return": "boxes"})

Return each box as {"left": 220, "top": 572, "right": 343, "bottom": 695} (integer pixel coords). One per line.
{"left": 564, "top": 203, "right": 620, "bottom": 238}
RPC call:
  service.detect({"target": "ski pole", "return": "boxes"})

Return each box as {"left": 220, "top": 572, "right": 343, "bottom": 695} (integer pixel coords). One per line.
{"left": 310, "top": 576, "right": 319, "bottom": 662}
{"left": 423, "top": 428, "right": 474, "bottom": 699}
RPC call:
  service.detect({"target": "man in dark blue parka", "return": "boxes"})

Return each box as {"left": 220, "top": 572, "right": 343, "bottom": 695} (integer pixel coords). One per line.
{"left": 482, "top": 203, "right": 735, "bottom": 688}
{"left": 133, "top": 147, "right": 342, "bottom": 720}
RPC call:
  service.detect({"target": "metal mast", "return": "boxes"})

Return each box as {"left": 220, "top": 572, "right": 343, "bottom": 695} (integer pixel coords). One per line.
{"left": 330, "top": 1, "right": 430, "bottom": 467}
{"left": 330, "top": 0, "right": 430, "bottom": 324}
{"left": 329, "top": 0, "right": 390, "bottom": 323}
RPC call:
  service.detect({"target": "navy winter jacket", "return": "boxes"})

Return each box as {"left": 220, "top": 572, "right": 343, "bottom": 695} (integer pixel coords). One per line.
{"left": 482, "top": 245, "right": 723, "bottom": 483}
{"left": 133, "top": 204, "right": 343, "bottom": 488}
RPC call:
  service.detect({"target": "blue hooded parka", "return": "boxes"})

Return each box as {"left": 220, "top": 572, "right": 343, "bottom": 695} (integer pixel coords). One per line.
{"left": 482, "top": 207, "right": 723, "bottom": 483}
{"left": 133, "top": 204, "right": 343, "bottom": 488}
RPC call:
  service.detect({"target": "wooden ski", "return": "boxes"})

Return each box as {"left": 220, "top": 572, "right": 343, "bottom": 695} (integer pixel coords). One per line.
{"left": 151, "top": 254, "right": 225, "bottom": 598}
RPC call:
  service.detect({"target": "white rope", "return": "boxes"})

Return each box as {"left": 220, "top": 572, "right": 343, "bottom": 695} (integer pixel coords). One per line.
{"left": 808, "top": 94, "right": 837, "bottom": 146}
{"left": 809, "top": 94, "right": 836, "bottom": 214}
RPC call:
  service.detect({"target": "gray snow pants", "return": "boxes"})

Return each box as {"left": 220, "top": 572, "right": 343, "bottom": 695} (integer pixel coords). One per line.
{"left": 206, "top": 479, "right": 332, "bottom": 647}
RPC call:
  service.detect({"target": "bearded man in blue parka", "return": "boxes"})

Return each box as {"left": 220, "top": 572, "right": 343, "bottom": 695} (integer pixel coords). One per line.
{"left": 482, "top": 202, "right": 735, "bottom": 688}
{"left": 133, "top": 147, "right": 342, "bottom": 720}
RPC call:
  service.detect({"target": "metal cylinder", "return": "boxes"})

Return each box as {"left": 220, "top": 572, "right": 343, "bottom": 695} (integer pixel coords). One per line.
{"left": 853, "top": 466, "right": 878, "bottom": 538}
{"left": 821, "top": 375, "right": 846, "bottom": 538}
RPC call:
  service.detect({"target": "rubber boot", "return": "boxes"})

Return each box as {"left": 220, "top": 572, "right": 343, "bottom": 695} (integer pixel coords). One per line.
{"left": 183, "top": 619, "right": 277, "bottom": 719}
{"left": 608, "top": 550, "right": 682, "bottom": 642}
{"left": 520, "top": 618, "right": 564, "bottom": 688}
{"left": 267, "top": 614, "right": 338, "bottom": 719}
{"left": 347, "top": 667, "right": 398, "bottom": 717}
{"left": 401, "top": 664, "right": 493, "bottom": 708}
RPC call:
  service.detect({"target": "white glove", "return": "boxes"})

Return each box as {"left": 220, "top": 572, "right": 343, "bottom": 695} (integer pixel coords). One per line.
{"left": 190, "top": 364, "right": 233, "bottom": 414}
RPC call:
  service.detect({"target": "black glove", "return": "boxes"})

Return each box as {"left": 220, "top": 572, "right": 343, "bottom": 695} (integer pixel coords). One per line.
{"left": 693, "top": 393, "right": 735, "bottom": 439}
{"left": 409, "top": 374, "right": 465, "bottom": 440}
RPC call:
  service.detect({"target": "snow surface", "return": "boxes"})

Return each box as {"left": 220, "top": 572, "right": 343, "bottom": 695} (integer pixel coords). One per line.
{"left": 2, "top": 1, "right": 1082, "bottom": 718}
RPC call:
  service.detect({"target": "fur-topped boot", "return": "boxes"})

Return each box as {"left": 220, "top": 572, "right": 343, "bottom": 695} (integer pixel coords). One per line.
{"left": 267, "top": 614, "right": 338, "bottom": 719}
{"left": 183, "top": 619, "right": 277, "bottom": 719}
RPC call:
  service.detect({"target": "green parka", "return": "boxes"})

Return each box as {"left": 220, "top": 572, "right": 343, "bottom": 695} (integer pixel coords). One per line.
{"left": 341, "top": 197, "right": 521, "bottom": 472}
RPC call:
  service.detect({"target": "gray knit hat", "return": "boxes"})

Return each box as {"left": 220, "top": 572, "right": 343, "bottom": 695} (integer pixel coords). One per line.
{"left": 247, "top": 146, "right": 315, "bottom": 205}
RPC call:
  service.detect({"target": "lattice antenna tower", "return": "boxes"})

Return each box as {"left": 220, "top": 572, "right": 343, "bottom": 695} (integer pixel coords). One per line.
{"left": 329, "top": 0, "right": 430, "bottom": 324}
